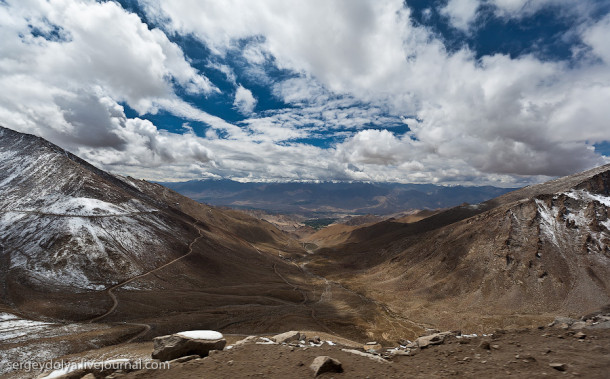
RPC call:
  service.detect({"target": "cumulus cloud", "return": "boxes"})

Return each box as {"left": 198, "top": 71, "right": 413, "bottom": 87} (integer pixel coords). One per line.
{"left": 0, "top": 0, "right": 608, "bottom": 185}
{"left": 0, "top": 0, "right": 222, "bottom": 166}
{"left": 440, "top": 0, "right": 480, "bottom": 31}
{"left": 141, "top": 0, "right": 609, "bottom": 178}
{"left": 233, "top": 85, "right": 257, "bottom": 115}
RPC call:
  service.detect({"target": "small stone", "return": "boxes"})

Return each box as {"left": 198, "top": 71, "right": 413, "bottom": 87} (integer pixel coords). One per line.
{"left": 478, "top": 340, "right": 491, "bottom": 350}
{"left": 366, "top": 341, "right": 378, "bottom": 345}
{"left": 310, "top": 356, "right": 343, "bottom": 376}
{"left": 363, "top": 343, "right": 382, "bottom": 352}
{"left": 521, "top": 355, "right": 537, "bottom": 363}
{"left": 571, "top": 321, "right": 587, "bottom": 330}
{"left": 491, "top": 344, "right": 500, "bottom": 350}
{"left": 549, "top": 363, "right": 567, "bottom": 371}
{"left": 227, "top": 360, "right": 234, "bottom": 366}
{"left": 309, "top": 336, "right": 321, "bottom": 344}
{"left": 389, "top": 350, "right": 411, "bottom": 356}
{"left": 574, "top": 332, "right": 586, "bottom": 339}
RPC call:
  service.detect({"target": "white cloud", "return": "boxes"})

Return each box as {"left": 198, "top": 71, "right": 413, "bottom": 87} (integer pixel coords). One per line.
{"left": 582, "top": 14, "right": 610, "bottom": 64}
{"left": 0, "top": 0, "right": 230, "bottom": 169}
{"left": 440, "top": 0, "right": 480, "bottom": 31}
{"left": 1, "top": 0, "right": 609, "bottom": 186}
{"left": 233, "top": 85, "right": 257, "bottom": 115}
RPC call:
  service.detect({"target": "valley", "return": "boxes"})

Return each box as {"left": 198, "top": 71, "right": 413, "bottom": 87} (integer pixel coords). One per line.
{"left": 0, "top": 126, "right": 609, "bottom": 378}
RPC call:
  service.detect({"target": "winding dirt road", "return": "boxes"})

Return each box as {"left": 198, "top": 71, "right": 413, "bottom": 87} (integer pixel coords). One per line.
{"left": 87, "top": 222, "right": 205, "bottom": 341}
{"left": 272, "top": 263, "right": 335, "bottom": 334}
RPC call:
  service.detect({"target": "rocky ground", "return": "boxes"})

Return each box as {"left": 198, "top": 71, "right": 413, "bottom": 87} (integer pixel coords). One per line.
{"left": 24, "top": 314, "right": 610, "bottom": 379}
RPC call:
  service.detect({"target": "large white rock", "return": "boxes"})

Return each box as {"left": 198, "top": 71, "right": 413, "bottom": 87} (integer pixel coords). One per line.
{"left": 152, "top": 330, "right": 226, "bottom": 361}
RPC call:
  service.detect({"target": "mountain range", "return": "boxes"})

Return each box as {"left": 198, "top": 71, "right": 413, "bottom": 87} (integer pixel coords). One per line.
{"left": 1, "top": 125, "right": 609, "bottom": 376}
{"left": 160, "top": 179, "right": 515, "bottom": 218}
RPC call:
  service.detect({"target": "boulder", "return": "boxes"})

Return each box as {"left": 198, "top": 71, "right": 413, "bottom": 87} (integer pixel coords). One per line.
{"left": 271, "top": 331, "right": 301, "bottom": 344}
{"left": 152, "top": 330, "right": 226, "bottom": 362}
{"left": 416, "top": 332, "right": 452, "bottom": 348}
{"left": 310, "top": 356, "right": 343, "bottom": 376}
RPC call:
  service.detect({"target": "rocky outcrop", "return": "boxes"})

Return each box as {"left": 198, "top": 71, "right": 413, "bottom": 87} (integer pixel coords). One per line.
{"left": 152, "top": 330, "right": 226, "bottom": 362}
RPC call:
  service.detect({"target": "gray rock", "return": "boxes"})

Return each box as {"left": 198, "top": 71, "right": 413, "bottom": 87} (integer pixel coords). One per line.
{"left": 310, "top": 356, "right": 343, "bottom": 376}
{"left": 309, "top": 336, "right": 321, "bottom": 344}
{"left": 585, "top": 321, "right": 610, "bottom": 329}
{"left": 271, "top": 331, "right": 301, "bottom": 344}
{"left": 416, "top": 332, "right": 452, "bottom": 348}
{"left": 152, "top": 333, "right": 226, "bottom": 362}
{"left": 571, "top": 321, "right": 587, "bottom": 330}
{"left": 363, "top": 343, "right": 382, "bottom": 352}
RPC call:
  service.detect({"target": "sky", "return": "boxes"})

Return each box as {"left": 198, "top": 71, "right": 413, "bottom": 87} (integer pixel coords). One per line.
{"left": 0, "top": 0, "right": 609, "bottom": 186}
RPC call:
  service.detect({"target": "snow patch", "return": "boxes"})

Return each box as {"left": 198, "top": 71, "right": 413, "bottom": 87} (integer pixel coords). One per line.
{"left": 0, "top": 312, "right": 55, "bottom": 342}
{"left": 176, "top": 330, "right": 223, "bottom": 340}
{"left": 535, "top": 199, "right": 559, "bottom": 246}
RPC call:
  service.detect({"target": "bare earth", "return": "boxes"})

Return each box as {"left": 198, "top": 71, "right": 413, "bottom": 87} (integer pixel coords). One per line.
{"left": 120, "top": 327, "right": 610, "bottom": 379}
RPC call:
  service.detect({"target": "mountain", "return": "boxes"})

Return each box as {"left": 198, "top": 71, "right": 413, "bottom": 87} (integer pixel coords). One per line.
{"left": 2, "top": 125, "right": 429, "bottom": 356}
{"left": 306, "top": 163, "right": 610, "bottom": 333}
{"left": 0, "top": 126, "right": 324, "bottom": 334}
{"left": 2, "top": 125, "right": 610, "bottom": 376}
{"left": 159, "top": 179, "right": 515, "bottom": 218}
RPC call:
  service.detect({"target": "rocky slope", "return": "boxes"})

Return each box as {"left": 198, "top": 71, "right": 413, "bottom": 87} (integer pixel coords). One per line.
{"left": 307, "top": 164, "right": 610, "bottom": 334}
{"left": 0, "top": 126, "right": 314, "bottom": 326}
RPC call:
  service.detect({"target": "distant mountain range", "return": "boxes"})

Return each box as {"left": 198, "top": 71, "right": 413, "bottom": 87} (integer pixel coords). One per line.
{"left": 159, "top": 180, "right": 516, "bottom": 217}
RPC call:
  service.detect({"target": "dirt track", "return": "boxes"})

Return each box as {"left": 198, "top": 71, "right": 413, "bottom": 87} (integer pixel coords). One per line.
{"left": 85, "top": 221, "right": 206, "bottom": 344}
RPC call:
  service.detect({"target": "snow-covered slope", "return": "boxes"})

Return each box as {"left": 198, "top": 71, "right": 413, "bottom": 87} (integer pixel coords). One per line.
{"left": 0, "top": 126, "right": 197, "bottom": 291}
